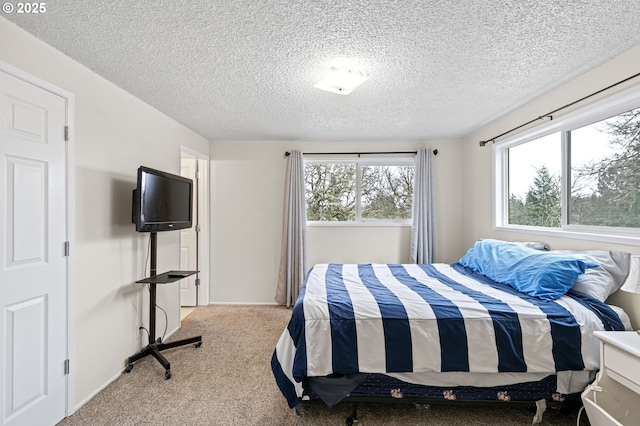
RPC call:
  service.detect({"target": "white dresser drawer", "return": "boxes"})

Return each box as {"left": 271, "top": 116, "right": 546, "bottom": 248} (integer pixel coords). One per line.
{"left": 587, "top": 332, "right": 640, "bottom": 426}
{"left": 596, "top": 331, "right": 640, "bottom": 395}
{"left": 604, "top": 343, "right": 640, "bottom": 392}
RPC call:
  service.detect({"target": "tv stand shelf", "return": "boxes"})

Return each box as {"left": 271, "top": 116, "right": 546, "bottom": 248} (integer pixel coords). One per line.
{"left": 137, "top": 270, "right": 198, "bottom": 284}
{"left": 125, "top": 232, "right": 202, "bottom": 380}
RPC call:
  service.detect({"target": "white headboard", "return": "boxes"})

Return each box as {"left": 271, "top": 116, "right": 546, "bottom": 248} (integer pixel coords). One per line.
{"left": 607, "top": 255, "right": 640, "bottom": 330}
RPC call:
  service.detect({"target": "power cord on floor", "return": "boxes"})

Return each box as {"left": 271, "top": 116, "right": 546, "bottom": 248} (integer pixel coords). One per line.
{"left": 576, "top": 405, "right": 585, "bottom": 426}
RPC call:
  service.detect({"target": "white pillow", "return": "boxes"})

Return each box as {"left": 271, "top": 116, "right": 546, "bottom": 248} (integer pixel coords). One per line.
{"left": 619, "top": 255, "right": 640, "bottom": 293}
{"left": 556, "top": 250, "right": 630, "bottom": 302}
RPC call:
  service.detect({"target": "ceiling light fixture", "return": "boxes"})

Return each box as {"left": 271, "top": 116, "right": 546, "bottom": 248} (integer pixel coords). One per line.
{"left": 314, "top": 66, "right": 369, "bottom": 95}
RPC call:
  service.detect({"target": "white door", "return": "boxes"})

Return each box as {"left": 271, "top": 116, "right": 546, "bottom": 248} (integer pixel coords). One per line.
{"left": 180, "top": 157, "right": 198, "bottom": 306}
{"left": 0, "top": 71, "right": 68, "bottom": 425}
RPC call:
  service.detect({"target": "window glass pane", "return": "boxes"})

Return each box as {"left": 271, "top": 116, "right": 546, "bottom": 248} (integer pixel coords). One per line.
{"left": 507, "top": 132, "right": 562, "bottom": 227}
{"left": 361, "top": 165, "right": 414, "bottom": 220}
{"left": 569, "top": 107, "right": 640, "bottom": 228}
{"left": 304, "top": 163, "right": 356, "bottom": 221}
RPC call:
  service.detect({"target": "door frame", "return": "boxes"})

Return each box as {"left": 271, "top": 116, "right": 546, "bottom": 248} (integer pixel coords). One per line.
{"left": 0, "top": 60, "right": 76, "bottom": 417}
{"left": 180, "top": 146, "right": 209, "bottom": 306}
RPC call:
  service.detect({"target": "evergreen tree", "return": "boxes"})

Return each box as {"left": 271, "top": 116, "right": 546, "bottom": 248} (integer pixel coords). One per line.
{"left": 524, "top": 165, "right": 561, "bottom": 227}
{"left": 509, "top": 165, "right": 561, "bottom": 227}
{"left": 508, "top": 194, "right": 527, "bottom": 224}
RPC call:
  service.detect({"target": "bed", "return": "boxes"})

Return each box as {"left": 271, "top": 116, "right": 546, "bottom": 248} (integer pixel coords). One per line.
{"left": 271, "top": 239, "right": 637, "bottom": 423}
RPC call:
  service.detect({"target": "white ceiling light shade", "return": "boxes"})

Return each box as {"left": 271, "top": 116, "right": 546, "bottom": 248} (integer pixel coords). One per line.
{"left": 314, "top": 66, "right": 369, "bottom": 95}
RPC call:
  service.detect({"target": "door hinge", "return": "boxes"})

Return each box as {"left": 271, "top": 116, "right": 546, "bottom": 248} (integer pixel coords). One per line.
{"left": 195, "top": 171, "right": 201, "bottom": 179}
{"left": 195, "top": 278, "right": 201, "bottom": 287}
{"left": 63, "top": 241, "right": 70, "bottom": 256}
{"left": 64, "top": 359, "right": 70, "bottom": 375}
{"left": 64, "top": 126, "right": 69, "bottom": 141}
{"left": 195, "top": 224, "right": 201, "bottom": 233}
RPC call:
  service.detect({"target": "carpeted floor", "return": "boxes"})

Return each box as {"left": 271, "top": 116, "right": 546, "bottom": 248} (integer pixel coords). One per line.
{"left": 58, "top": 305, "right": 588, "bottom": 425}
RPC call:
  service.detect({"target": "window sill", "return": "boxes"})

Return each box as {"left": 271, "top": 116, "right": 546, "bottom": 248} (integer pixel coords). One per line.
{"left": 307, "top": 221, "right": 412, "bottom": 227}
{"left": 494, "top": 224, "right": 640, "bottom": 247}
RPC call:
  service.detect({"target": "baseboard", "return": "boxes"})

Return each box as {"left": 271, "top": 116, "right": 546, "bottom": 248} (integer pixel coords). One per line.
{"left": 72, "top": 324, "right": 180, "bottom": 414}
{"left": 73, "top": 368, "right": 122, "bottom": 413}
{"left": 206, "top": 301, "right": 280, "bottom": 306}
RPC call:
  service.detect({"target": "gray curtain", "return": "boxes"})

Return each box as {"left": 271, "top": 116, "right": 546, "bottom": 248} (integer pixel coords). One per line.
{"left": 410, "top": 148, "right": 435, "bottom": 264}
{"left": 275, "top": 151, "right": 307, "bottom": 307}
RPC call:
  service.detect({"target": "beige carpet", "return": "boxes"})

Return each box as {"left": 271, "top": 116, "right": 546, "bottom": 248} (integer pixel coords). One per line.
{"left": 58, "top": 305, "right": 587, "bottom": 425}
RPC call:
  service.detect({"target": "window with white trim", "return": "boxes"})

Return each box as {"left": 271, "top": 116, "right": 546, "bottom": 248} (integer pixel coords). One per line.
{"left": 495, "top": 85, "right": 640, "bottom": 243}
{"left": 304, "top": 157, "right": 414, "bottom": 224}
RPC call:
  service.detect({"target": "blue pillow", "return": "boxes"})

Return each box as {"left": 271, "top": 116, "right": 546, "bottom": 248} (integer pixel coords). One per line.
{"left": 458, "top": 239, "right": 598, "bottom": 300}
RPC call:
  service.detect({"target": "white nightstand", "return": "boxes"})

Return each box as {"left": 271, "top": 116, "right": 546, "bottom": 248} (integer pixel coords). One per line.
{"left": 582, "top": 331, "right": 640, "bottom": 425}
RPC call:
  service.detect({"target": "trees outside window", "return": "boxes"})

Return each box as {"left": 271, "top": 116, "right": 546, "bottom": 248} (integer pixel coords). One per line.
{"left": 569, "top": 107, "right": 640, "bottom": 228}
{"left": 361, "top": 165, "right": 413, "bottom": 220}
{"left": 507, "top": 132, "right": 561, "bottom": 227}
{"left": 509, "top": 165, "right": 561, "bottom": 227}
{"left": 304, "top": 159, "right": 414, "bottom": 223}
{"left": 304, "top": 163, "right": 356, "bottom": 221}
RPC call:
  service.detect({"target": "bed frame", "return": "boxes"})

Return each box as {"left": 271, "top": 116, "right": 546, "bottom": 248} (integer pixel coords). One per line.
{"left": 301, "top": 372, "right": 584, "bottom": 424}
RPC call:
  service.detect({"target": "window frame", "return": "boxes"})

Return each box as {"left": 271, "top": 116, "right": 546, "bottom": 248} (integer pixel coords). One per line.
{"left": 305, "top": 155, "right": 415, "bottom": 227}
{"left": 493, "top": 84, "right": 640, "bottom": 246}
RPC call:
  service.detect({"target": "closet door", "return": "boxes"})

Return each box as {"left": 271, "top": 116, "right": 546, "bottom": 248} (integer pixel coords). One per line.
{"left": 0, "top": 69, "right": 68, "bottom": 426}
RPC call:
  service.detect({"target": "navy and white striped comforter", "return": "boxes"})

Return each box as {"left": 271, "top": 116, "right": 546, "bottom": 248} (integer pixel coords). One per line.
{"left": 272, "top": 263, "right": 626, "bottom": 408}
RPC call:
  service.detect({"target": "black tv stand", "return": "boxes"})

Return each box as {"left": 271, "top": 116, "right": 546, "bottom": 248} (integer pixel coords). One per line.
{"left": 125, "top": 232, "right": 202, "bottom": 379}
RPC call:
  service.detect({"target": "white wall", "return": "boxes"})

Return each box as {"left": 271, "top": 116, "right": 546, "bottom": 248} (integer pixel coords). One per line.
{"left": 210, "top": 139, "right": 463, "bottom": 304}
{"left": 307, "top": 226, "right": 411, "bottom": 265}
{"left": 460, "top": 45, "right": 640, "bottom": 255}
{"left": 0, "top": 18, "right": 210, "bottom": 408}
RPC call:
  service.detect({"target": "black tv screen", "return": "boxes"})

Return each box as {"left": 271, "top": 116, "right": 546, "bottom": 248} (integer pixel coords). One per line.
{"left": 132, "top": 166, "right": 193, "bottom": 232}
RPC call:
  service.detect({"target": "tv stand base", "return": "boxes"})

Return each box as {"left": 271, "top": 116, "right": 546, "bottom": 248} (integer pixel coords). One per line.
{"left": 128, "top": 233, "right": 202, "bottom": 379}
{"left": 125, "top": 335, "right": 202, "bottom": 379}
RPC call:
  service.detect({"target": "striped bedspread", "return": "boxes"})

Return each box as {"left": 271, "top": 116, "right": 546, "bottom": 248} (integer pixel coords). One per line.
{"left": 272, "top": 263, "right": 626, "bottom": 408}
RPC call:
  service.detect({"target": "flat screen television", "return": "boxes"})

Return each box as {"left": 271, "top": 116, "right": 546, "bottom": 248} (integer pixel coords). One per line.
{"left": 132, "top": 166, "right": 193, "bottom": 232}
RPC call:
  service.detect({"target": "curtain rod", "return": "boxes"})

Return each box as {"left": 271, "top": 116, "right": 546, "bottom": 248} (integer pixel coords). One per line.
{"left": 284, "top": 149, "right": 438, "bottom": 157}
{"left": 479, "top": 70, "right": 640, "bottom": 147}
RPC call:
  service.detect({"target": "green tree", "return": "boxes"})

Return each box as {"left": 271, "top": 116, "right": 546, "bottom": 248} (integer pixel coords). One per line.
{"left": 305, "top": 162, "right": 414, "bottom": 221}
{"left": 525, "top": 165, "right": 561, "bottom": 227}
{"left": 362, "top": 165, "right": 414, "bottom": 220}
{"left": 571, "top": 108, "right": 640, "bottom": 227}
{"left": 509, "top": 165, "right": 561, "bottom": 227}
{"left": 508, "top": 194, "right": 527, "bottom": 224}
{"left": 304, "top": 163, "right": 356, "bottom": 221}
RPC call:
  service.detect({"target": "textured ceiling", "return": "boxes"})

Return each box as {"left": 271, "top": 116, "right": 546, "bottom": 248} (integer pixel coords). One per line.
{"left": 4, "top": 1, "right": 640, "bottom": 141}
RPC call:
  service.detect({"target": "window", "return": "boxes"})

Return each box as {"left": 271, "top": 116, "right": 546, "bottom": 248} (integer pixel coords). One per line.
{"left": 305, "top": 162, "right": 356, "bottom": 221}
{"left": 568, "top": 109, "right": 640, "bottom": 228}
{"left": 507, "top": 132, "right": 561, "bottom": 227}
{"left": 495, "top": 85, "right": 640, "bottom": 243}
{"left": 305, "top": 158, "right": 414, "bottom": 224}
